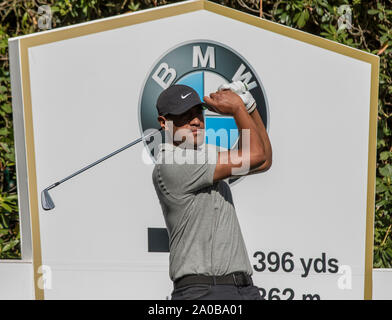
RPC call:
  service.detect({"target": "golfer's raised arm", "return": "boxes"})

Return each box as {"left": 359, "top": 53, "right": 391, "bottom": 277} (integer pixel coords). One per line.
{"left": 203, "top": 90, "right": 266, "bottom": 182}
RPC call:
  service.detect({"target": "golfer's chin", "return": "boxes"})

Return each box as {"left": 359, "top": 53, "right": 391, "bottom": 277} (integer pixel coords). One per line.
{"left": 193, "top": 130, "right": 205, "bottom": 146}
{"left": 193, "top": 130, "right": 205, "bottom": 149}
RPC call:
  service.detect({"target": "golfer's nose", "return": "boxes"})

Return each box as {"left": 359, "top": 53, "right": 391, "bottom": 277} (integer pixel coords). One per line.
{"left": 190, "top": 115, "right": 201, "bottom": 126}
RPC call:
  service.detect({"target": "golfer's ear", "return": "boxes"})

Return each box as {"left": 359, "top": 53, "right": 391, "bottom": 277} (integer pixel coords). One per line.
{"left": 158, "top": 116, "right": 166, "bottom": 130}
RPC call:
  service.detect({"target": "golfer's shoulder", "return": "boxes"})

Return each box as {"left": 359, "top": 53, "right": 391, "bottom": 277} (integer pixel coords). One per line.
{"left": 153, "top": 144, "right": 218, "bottom": 181}
{"left": 152, "top": 161, "right": 180, "bottom": 186}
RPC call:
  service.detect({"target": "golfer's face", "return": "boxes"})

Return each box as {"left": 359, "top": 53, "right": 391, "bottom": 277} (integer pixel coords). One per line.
{"left": 168, "top": 105, "right": 205, "bottom": 148}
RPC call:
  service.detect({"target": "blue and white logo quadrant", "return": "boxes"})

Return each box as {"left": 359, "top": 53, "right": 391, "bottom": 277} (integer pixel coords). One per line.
{"left": 176, "top": 70, "right": 239, "bottom": 150}
{"left": 176, "top": 71, "right": 204, "bottom": 99}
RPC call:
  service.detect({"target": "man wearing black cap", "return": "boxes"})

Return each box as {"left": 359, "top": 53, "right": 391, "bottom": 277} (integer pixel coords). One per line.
{"left": 152, "top": 83, "right": 272, "bottom": 300}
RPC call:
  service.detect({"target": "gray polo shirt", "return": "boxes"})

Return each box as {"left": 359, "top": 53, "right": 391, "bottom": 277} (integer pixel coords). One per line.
{"left": 152, "top": 142, "right": 253, "bottom": 281}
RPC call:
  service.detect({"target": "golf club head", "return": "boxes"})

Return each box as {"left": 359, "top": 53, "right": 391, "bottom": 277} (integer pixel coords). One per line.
{"left": 41, "top": 189, "right": 55, "bottom": 211}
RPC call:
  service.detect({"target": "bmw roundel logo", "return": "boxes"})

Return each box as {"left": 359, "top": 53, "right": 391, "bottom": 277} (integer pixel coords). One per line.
{"left": 138, "top": 40, "right": 269, "bottom": 172}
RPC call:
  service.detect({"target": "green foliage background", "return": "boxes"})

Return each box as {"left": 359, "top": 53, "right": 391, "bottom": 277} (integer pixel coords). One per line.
{"left": 0, "top": 0, "right": 391, "bottom": 267}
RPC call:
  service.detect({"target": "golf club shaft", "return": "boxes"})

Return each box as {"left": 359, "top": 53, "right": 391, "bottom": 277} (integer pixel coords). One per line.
{"left": 47, "top": 128, "right": 162, "bottom": 191}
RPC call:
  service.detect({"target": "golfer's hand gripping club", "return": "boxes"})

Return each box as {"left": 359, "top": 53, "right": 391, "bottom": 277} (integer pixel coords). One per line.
{"left": 203, "top": 90, "right": 246, "bottom": 116}
{"left": 218, "top": 81, "right": 257, "bottom": 114}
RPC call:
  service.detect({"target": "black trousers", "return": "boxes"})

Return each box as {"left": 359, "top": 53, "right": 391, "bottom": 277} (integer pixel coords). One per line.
{"left": 171, "top": 284, "right": 262, "bottom": 300}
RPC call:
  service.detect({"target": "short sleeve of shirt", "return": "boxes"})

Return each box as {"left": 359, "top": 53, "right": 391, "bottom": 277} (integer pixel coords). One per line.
{"left": 156, "top": 144, "right": 218, "bottom": 195}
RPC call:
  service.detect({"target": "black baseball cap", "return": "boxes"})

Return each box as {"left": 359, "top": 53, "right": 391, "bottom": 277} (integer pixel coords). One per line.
{"left": 156, "top": 84, "right": 205, "bottom": 116}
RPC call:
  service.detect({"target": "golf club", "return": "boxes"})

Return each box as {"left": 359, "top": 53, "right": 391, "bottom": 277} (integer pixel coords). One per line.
{"left": 41, "top": 128, "right": 163, "bottom": 211}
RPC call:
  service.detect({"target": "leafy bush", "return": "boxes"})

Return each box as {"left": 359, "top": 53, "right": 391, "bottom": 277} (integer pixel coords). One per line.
{"left": 0, "top": 0, "right": 390, "bottom": 267}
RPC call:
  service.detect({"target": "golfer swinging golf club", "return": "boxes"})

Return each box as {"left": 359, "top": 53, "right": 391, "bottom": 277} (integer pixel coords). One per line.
{"left": 152, "top": 81, "right": 272, "bottom": 300}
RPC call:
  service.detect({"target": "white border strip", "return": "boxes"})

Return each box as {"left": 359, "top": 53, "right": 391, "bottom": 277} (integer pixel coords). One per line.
{"left": 8, "top": 40, "right": 33, "bottom": 262}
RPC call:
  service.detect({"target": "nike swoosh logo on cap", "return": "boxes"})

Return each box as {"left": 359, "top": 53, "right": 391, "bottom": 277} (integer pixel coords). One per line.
{"left": 181, "top": 92, "right": 192, "bottom": 99}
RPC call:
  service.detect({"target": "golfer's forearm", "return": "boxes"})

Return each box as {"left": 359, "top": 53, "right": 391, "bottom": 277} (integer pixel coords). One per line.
{"left": 249, "top": 109, "right": 272, "bottom": 172}
{"left": 232, "top": 106, "right": 265, "bottom": 167}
